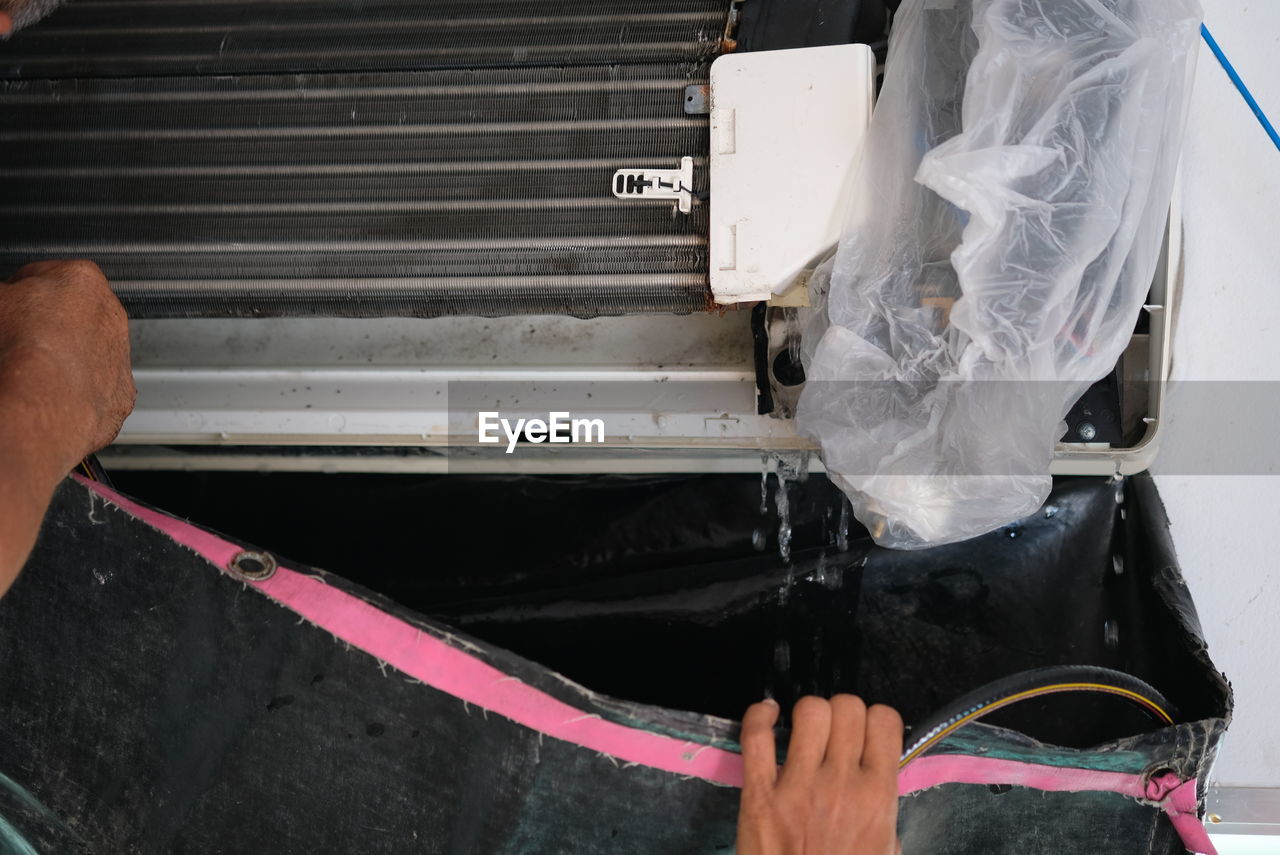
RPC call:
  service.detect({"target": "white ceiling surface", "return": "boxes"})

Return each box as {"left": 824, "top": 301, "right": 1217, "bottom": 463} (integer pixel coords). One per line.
{"left": 1154, "top": 1, "right": 1280, "bottom": 788}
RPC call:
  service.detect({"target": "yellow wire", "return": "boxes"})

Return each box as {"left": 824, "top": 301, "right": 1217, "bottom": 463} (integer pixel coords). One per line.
{"left": 899, "top": 682, "right": 1174, "bottom": 768}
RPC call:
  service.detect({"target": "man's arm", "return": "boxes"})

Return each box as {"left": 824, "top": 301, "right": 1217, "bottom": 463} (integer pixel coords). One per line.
{"left": 0, "top": 260, "right": 135, "bottom": 596}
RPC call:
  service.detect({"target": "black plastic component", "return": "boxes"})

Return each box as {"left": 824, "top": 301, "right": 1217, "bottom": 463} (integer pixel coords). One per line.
{"left": 737, "top": 0, "right": 890, "bottom": 52}
{"left": 1065, "top": 367, "right": 1125, "bottom": 445}
{"left": 772, "top": 348, "right": 807, "bottom": 387}
{"left": 751, "top": 302, "right": 776, "bottom": 414}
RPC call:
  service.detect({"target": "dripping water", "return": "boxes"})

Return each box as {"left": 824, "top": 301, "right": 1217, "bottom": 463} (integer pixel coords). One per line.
{"left": 776, "top": 474, "right": 792, "bottom": 564}
{"left": 836, "top": 498, "right": 850, "bottom": 553}
{"left": 762, "top": 450, "right": 813, "bottom": 701}
{"left": 810, "top": 551, "right": 828, "bottom": 587}
{"left": 769, "top": 450, "right": 810, "bottom": 565}
{"left": 821, "top": 559, "right": 844, "bottom": 591}
{"left": 759, "top": 453, "right": 769, "bottom": 515}
{"left": 783, "top": 306, "right": 803, "bottom": 369}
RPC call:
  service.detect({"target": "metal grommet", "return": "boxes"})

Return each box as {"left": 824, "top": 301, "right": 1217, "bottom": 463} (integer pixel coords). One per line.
{"left": 228, "top": 550, "right": 277, "bottom": 582}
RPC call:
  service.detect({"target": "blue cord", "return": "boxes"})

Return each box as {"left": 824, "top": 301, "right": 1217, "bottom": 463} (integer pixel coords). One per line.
{"left": 1201, "top": 23, "right": 1280, "bottom": 153}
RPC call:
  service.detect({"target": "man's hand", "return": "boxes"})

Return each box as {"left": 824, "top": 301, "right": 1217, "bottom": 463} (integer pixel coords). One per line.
{"left": 737, "top": 695, "right": 903, "bottom": 855}
{"left": 0, "top": 260, "right": 135, "bottom": 595}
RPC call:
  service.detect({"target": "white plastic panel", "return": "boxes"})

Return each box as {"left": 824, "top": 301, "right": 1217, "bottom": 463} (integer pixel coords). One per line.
{"left": 709, "top": 44, "right": 876, "bottom": 304}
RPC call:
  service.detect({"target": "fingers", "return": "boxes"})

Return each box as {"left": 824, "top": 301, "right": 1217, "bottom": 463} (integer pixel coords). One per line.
{"left": 748, "top": 695, "right": 904, "bottom": 784}
{"left": 861, "top": 704, "right": 905, "bottom": 774}
{"left": 0, "top": 12, "right": 12, "bottom": 38}
{"left": 740, "top": 698, "right": 780, "bottom": 792}
{"left": 826, "top": 694, "right": 868, "bottom": 771}
{"left": 738, "top": 695, "right": 903, "bottom": 855}
{"left": 781, "top": 696, "right": 832, "bottom": 780}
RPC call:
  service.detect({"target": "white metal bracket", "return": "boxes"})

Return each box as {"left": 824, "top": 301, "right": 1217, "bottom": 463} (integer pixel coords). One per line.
{"left": 611, "top": 156, "right": 694, "bottom": 213}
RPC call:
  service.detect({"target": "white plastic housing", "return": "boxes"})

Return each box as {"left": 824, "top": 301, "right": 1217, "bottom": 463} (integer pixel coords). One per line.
{"left": 709, "top": 44, "right": 876, "bottom": 304}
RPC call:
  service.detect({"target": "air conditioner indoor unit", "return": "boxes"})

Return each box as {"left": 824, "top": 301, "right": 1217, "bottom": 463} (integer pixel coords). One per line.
{"left": 0, "top": 0, "right": 1175, "bottom": 476}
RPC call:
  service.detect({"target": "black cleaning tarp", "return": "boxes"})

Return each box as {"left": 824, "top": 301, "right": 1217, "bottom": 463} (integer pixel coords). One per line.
{"left": 0, "top": 474, "right": 1229, "bottom": 853}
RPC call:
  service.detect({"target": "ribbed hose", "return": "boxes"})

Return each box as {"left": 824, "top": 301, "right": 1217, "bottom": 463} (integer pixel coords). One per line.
{"left": 901, "top": 665, "right": 1181, "bottom": 768}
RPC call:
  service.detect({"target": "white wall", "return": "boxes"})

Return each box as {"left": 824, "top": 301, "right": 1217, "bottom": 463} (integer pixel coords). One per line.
{"left": 1154, "top": 0, "right": 1280, "bottom": 788}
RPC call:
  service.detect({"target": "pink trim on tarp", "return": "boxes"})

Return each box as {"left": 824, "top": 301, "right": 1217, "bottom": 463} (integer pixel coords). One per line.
{"left": 73, "top": 476, "right": 1219, "bottom": 854}
{"left": 901, "top": 756, "right": 1216, "bottom": 854}
{"left": 900, "top": 754, "right": 1146, "bottom": 797}
{"left": 1155, "top": 776, "right": 1219, "bottom": 855}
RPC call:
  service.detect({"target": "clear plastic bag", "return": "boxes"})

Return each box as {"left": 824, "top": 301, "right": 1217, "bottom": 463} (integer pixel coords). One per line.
{"left": 797, "top": 0, "right": 1202, "bottom": 548}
